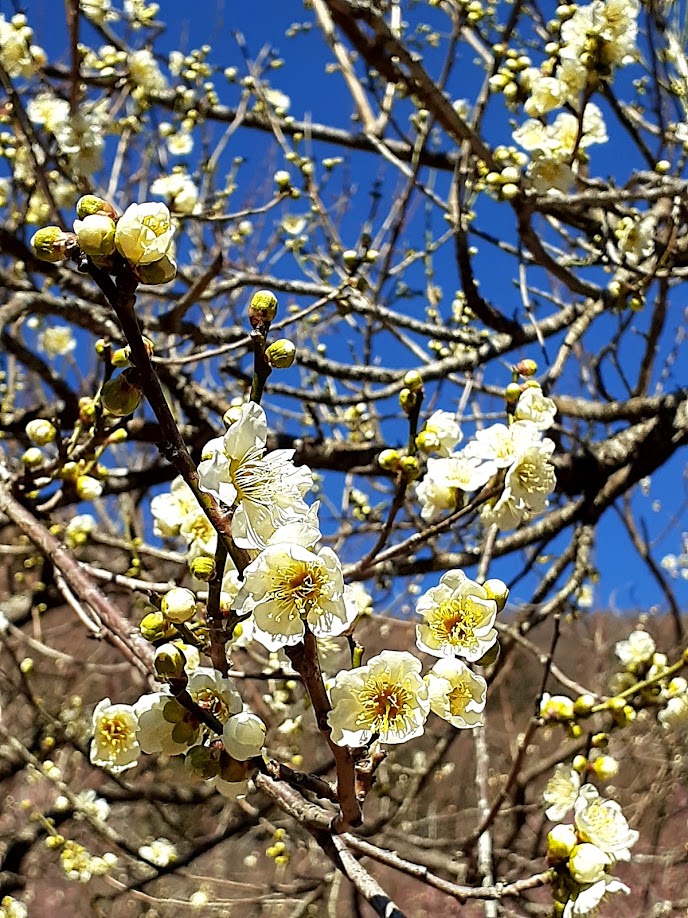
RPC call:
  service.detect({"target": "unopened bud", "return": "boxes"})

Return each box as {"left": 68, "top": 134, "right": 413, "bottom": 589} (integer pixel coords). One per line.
{"left": 190, "top": 556, "right": 216, "bottom": 581}
{"left": 76, "top": 194, "right": 117, "bottom": 220}
{"left": 25, "top": 419, "right": 57, "bottom": 445}
{"left": 514, "top": 359, "right": 538, "bottom": 377}
{"left": 161, "top": 587, "right": 197, "bottom": 624}
{"left": 483, "top": 578, "right": 509, "bottom": 612}
{"left": 403, "top": 370, "right": 423, "bottom": 391}
{"left": 591, "top": 754, "right": 618, "bottom": 781}
{"left": 73, "top": 214, "right": 116, "bottom": 257}
{"left": 223, "top": 405, "right": 243, "bottom": 427}
{"left": 222, "top": 712, "right": 267, "bottom": 760}
{"left": 140, "top": 610, "right": 172, "bottom": 642}
{"left": 547, "top": 824, "right": 577, "bottom": 861}
{"left": 101, "top": 371, "right": 143, "bottom": 416}
{"left": 342, "top": 249, "right": 359, "bottom": 270}
{"left": 154, "top": 642, "right": 187, "bottom": 681}
{"left": 136, "top": 254, "right": 177, "bottom": 285}
{"left": 274, "top": 170, "right": 291, "bottom": 189}
{"left": 505, "top": 382, "right": 522, "bottom": 403}
{"left": 378, "top": 448, "right": 401, "bottom": 471}
{"left": 75, "top": 475, "right": 103, "bottom": 500}
{"left": 30, "top": 226, "right": 76, "bottom": 262}
{"left": 265, "top": 339, "right": 296, "bottom": 368}
{"left": 79, "top": 397, "right": 97, "bottom": 423}
{"left": 572, "top": 754, "right": 588, "bottom": 773}
{"left": 399, "top": 387, "right": 417, "bottom": 413}
{"left": 111, "top": 347, "right": 132, "bottom": 368}
{"left": 416, "top": 429, "right": 440, "bottom": 453}
{"left": 248, "top": 289, "right": 278, "bottom": 327}
{"left": 399, "top": 455, "right": 420, "bottom": 480}
{"left": 22, "top": 447, "right": 44, "bottom": 468}
{"left": 573, "top": 693, "right": 596, "bottom": 716}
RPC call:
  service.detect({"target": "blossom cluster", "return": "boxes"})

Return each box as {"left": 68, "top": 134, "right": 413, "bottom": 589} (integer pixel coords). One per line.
{"left": 415, "top": 383, "right": 557, "bottom": 530}
{"left": 544, "top": 765, "right": 637, "bottom": 916}
{"left": 614, "top": 629, "right": 688, "bottom": 732}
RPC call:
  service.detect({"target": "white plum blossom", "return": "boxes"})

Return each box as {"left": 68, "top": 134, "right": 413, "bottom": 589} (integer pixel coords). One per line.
{"left": 0, "top": 14, "right": 46, "bottom": 79}
{"left": 658, "top": 693, "right": 688, "bottom": 731}
{"left": 481, "top": 433, "right": 556, "bottom": 530}
{"left": 514, "top": 387, "right": 557, "bottom": 430}
{"left": 424, "top": 657, "right": 487, "bottom": 728}
{"left": 328, "top": 651, "right": 430, "bottom": 746}
{"left": 416, "top": 450, "right": 495, "bottom": 521}
{"left": 415, "top": 570, "right": 498, "bottom": 662}
{"left": 232, "top": 523, "right": 355, "bottom": 651}
{"left": 544, "top": 764, "right": 581, "bottom": 821}
{"left": 418, "top": 409, "right": 462, "bottom": 456}
{"left": 38, "top": 324, "right": 76, "bottom": 358}
{"left": 150, "top": 172, "right": 199, "bottom": 215}
{"left": 198, "top": 402, "right": 313, "bottom": 549}
{"left": 574, "top": 785, "right": 639, "bottom": 861}
{"left": 138, "top": 838, "right": 177, "bottom": 867}
{"left": 615, "top": 629, "right": 655, "bottom": 669}
{"left": 151, "top": 476, "right": 197, "bottom": 538}
{"left": 114, "top": 202, "right": 175, "bottom": 266}
{"left": 562, "top": 876, "right": 630, "bottom": 917}
{"left": 559, "top": 0, "right": 639, "bottom": 71}
{"left": 568, "top": 843, "right": 611, "bottom": 884}
{"left": 129, "top": 48, "right": 167, "bottom": 93}
{"left": 90, "top": 699, "right": 140, "bottom": 773}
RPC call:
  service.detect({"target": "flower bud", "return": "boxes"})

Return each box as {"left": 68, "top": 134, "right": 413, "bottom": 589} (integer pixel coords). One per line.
{"left": 222, "top": 712, "right": 267, "bottom": 760}
{"left": 161, "top": 587, "right": 197, "bottom": 624}
{"left": 274, "top": 170, "right": 291, "bottom": 189}
{"left": 75, "top": 475, "right": 103, "bottom": 500}
{"left": 403, "top": 370, "right": 423, "bottom": 391}
{"left": 540, "top": 694, "right": 575, "bottom": 721}
{"left": 342, "top": 249, "right": 359, "bottom": 270}
{"left": 399, "top": 387, "right": 418, "bottom": 414}
{"left": 73, "top": 214, "right": 116, "bottom": 257}
{"left": 573, "top": 693, "right": 596, "bottom": 716}
{"left": 76, "top": 194, "right": 117, "bottom": 220}
{"left": 140, "top": 610, "right": 173, "bottom": 642}
{"left": 136, "top": 253, "right": 177, "bottom": 285}
{"left": 378, "top": 448, "right": 401, "bottom": 471}
{"left": 416, "top": 429, "right": 440, "bottom": 454}
{"left": 547, "top": 824, "right": 577, "bottom": 861}
{"left": 514, "top": 359, "right": 537, "bottom": 377}
{"left": 248, "top": 289, "right": 278, "bottom": 328}
{"left": 483, "top": 578, "right": 509, "bottom": 612}
{"left": 111, "top": 347, "right": 132, "bottom": 368}
{"left": 399, "top": 455, "right": 420, "bottom": 480}
{"left": 572, "top": 754, "right": 588, "bottom": 773}
{"left": 505, "top": 382, "right": 522, "bottom": 403}
{"left": 190, "top": 556, "right": 216, "bottom": 581}
{"left": 591, "top": 754, "right": 618, "bottom": 781}
{"left": 568, "top": 843, "right": 610, "bottom": 884}
{"left": 101, "top": 372, "right": 143, "bottom": 416}
{"left": 154, "top": 642, "right": 187, "bottom": 681}
{"left": 265, "top": 339, "right": 296, "bottom": 368}
{"left": 591, "top": 732, "right": 608, "bottom": 748}
{"left": 22, "top": 447, "right": 44, "bottom": 467}
{"left": 25, "top": 419, "right": 57, "bottom": 445}
{"left": 79, "top": 397, "right": 97, "bottom": 422}
{"left": 30, "top": 226, "right": 76, "bottom": 262}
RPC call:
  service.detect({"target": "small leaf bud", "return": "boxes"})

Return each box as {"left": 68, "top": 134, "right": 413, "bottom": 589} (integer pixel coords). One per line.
{"left": 378, "top": 448, "right": 401, "bottom": 471}
{"left": 75, "top": 475, "right": 103, "bottom": 500}
{"left": 25, "top": 419, "right": 57, "bottom": 446}
{"left": 136, "top": 254, "right": 177, "bottom": 285}
{"left": 161, "top": 587, "right": 197, "bottom": 624}
{"left": 248, "top": 289, "right": 278, "bottom": 327}
{"left": 190, "top": 556, "right": 216, "bottom": 581}
{"left": 402, "top": 370, "right": 423, "bottom": 391}
{"left": 154, "top": 642, "right": 187, "bottom": 681}
{"left": 265, "top": 339, "right": 296, "bottom": 368}
{"left": 101, "top": 372, "right": 143, "bottom": 416}
{"left": 30, "top": 226, "right": 76, "bottom": 262}
{"left": 22, "top": 447, "right": 44, "bottom": 468}
{"left": 483, "top": 578, "right": 509, "bottom": 612}
{"left": 76, "top": 194, "right": 117, "bottom": 220}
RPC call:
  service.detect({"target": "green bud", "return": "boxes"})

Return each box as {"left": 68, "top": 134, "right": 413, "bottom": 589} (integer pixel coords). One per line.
{"left": 190, "top": 556, "right": 216, "bottom": 581}
{"left": 76, "top": 194, "right": 117, "bottom": 220}
{"left": 399, "top": 387, "right": 416, "bottom": 413}
{"left": 399, "top": 455, "right": 420, "bottom": 480}
{"left": 140, "top": 610, "right": 172, "bottom": 642}
{"left": 505, "top": 382, "right": 522, "bottom": 403}
{"left": 402, "top": 370, "right": 423, "bottom": 391}
{"left": 30, "top": 226, "right": 76, "bottom": 263}
{"left": 161, "top": 587, "right": 197, "bottom": 624}
{"left": 136, "top": 254, "right": 177, "bottom": 285}
{"left": 25, "top": 419, "right": 57, "bottom": 446}
{"left": 514, "top": 359, "right": 537, "bottom": 377}
{"left": 573, "top": 693, "right": 596, "bottom": 716}
{"left": 101, "top": 371, "right": 143, "bottom": 417}
{"left": 111, "top": 347, "right": 132, "bottom": 369}
{"left": 22, "top": 447, "right": 44, "bottom": 468}
{"left": 154, "top": 642, "right": 187, "bottom": 681}
{"left": 378, "top": 448, "right": 401, "bottom": 471}
{"left": 248, "top": 289, "right": 278, "bottom": 327}
{"left": 265, "top": 339, "right": 296, "bottom": 368}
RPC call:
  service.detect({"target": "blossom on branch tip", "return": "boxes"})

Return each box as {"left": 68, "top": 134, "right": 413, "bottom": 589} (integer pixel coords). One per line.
{"left": 114, "top": 201, "right": 175, "bottom": 266}
{"left": 544, "top": 764, "right": 581, "bottom": 821}
{"left": 198, "top": 402, "right": 313, "bottom": 550}
{"left": 327, "top": 650, "right": 430, "bottom": 747}
{"left": 573, "top": 785, "right": 638, "bottom": 861}
{"left": 415, "top": 570, "right": 498, "bottom": 662}
{"left": 424, "top": 657, "right": 487, "bottom": 728}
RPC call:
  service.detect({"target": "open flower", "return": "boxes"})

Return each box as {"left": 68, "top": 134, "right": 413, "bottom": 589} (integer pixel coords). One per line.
{"left": 198, "top": 402, "right": 313, "bottom": 549}
{"left": 233, "top": 526, "right": 355, "bottom": 651}
{"left": 328, "top": 651, "right": 430, "bottom": 746}
{"left": 544, "top": 764, "right": 581, "bottom": 821}
{"left": 416, "top": 451, "right": 495, "bottom": 521}
{"left": 573, "top": 785, "right": 638, "bottom": 861}
{"left": 415, "top": 570, "right": 498, "bottom": 661}
{"left": 114, "top": 201, "right": 175, "bottom": 265}
{"left": 514, "top": 386, "right": 557, "bottom": 430}
{"left": 90, "top": 698, "right": 140, "bottom": 773}
{"left": 562, "top": 876, "right": 630, "bottom": 917}
{"left": 424, "top": 657, "right": 487, "bottom": 728}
